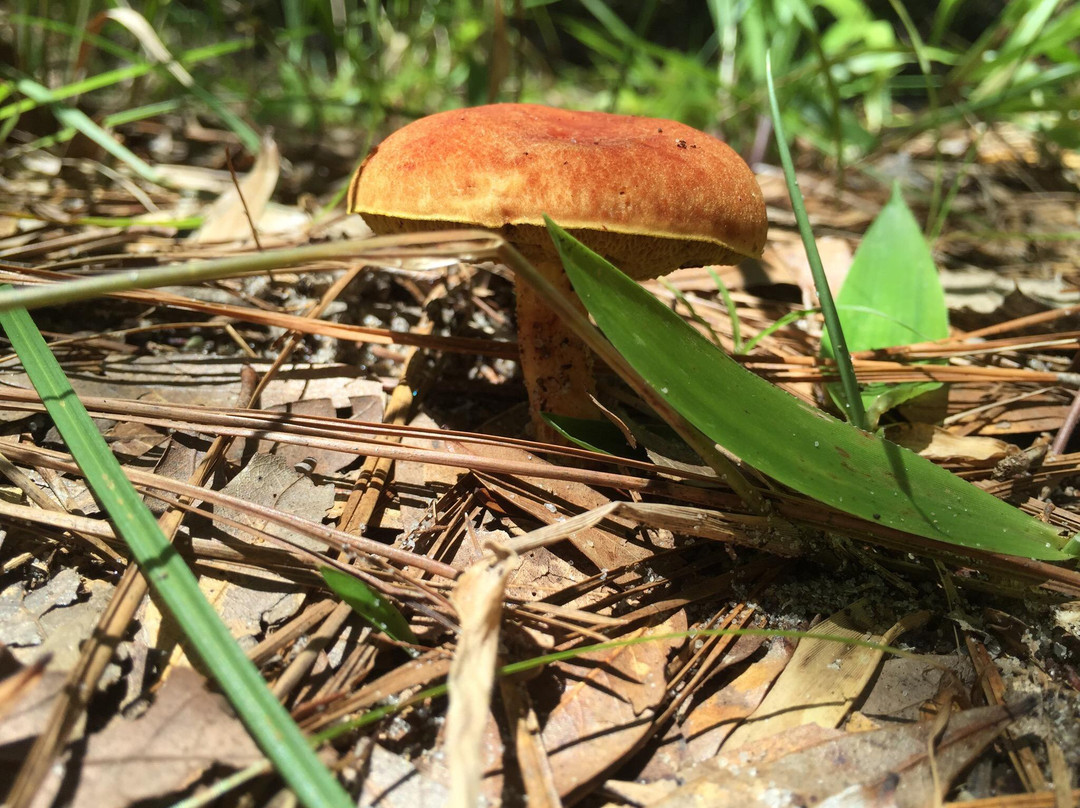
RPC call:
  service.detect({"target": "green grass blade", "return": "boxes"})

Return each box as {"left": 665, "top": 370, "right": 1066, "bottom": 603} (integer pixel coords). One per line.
{"left": 320, "top": 566, "right": 419, "bottom": 651}
{"left": 765, "top": 50, "right": 868, "bottom": 430}
{"left": 3, "top": 14, "right": 256, "bottom": 150}
{"left": 743, "top": 308, "right": 818, "bottom": 354}
{"left": 10, "top": 77, "right": 166, "bottom": 186}
{"left": 0, "top": 38, "right": 252, "bottom": 123}
{"left": 660, "top": 279, "right": 726, "bottom": 349}
{"left": 184, "top": 80, "right": 261, "bottom": 154}
{"left": 884, "top": 0, "right": 945, "bottom": 229}
{"left": 0, "top": 63, "right": 147, "bottom": 122}
{"left": 546, "top": 218, "right": 1078, "bottom": 562}
{"left": 709, "top": 268, "right": 744, "bottom": 353}
{"left": 0, "top": 301, "right": 352, "bottom": 808}
{"left": 7, "top": 100, "right": 182, "bottom": 158}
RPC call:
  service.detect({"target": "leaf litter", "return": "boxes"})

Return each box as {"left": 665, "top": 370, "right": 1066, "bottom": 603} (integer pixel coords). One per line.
{"left": 0, "top": 112, "right": 1078, "bottom": 808}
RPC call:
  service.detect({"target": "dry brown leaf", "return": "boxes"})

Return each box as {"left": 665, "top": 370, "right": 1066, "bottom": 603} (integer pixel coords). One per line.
{"left": 148, "top": 433, "right": 208, "bottom": 513}
{"left": 0, "top": 654, "right": 46, "bottom": 725}
{"left": 163, "top": 453, "right": 336, "bottom": 646}
{"left": 2, "top": 576, "right": 113, "bottom": 670}
{"left": 143, "top": 452, "right": 335, "bottom": 662}
{"left": 723, "top": 602, "right": 926, "bottom": 749}
{"left": 217, "top": 452, "right": 335, "bottom": 553}
{"left": 30, "top": 667, "right": 261, "bottom": 808}
{"left": 886, "top": 422, "right": 1019, "bottom": 465}
{"left": 757, "top": 227, "right": 854, "bottom": 296}
{"left": 683, "top": 637, "right": 795, "bottom": 763}
{"left": 447, "top": 547, "right": 517, "bottom": 808}
{"left": 103, "top": 419, "right": 170, "bottom": 460}
{"left": 0, "top": 664, "right": 74, "bottom": 796}
{"left": 651, "top": 700, "right": 1033, "bottom": 808}
{"left": 541, "top": 611, "right": 686, "bottom": 799}
{"left": 0, "top": 650, "right": 70, "bottom": 759}
{"left": 635, "top": 630, "right": 780, "bottom": 781}
{"left": 859, "top": 654, "right": 974, "bottom": 723}
{"left": 390, "top": 411, "right": 466, "bottom": 538}
{"left": 251, "top": 395, "right": 383, "bottom": 474}
{"left": 190, "top": 135, "right": 281, "bottom": 243}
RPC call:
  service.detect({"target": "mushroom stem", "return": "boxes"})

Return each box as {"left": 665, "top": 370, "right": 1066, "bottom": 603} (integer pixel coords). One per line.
{"left": 514, "top": 250, "right": 599, "bottom": 441}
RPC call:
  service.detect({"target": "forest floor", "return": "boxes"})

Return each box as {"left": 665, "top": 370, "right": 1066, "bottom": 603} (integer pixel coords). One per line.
{"left": 1, "top": 113, "right": 1080, "bottom": 807}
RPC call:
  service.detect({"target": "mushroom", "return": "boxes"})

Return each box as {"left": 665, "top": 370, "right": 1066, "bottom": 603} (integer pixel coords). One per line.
{"left": 348, "top": 103, "right": 767, "bottom": 440}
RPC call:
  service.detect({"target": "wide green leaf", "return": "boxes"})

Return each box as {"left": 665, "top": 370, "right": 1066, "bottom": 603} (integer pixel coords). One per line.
{"left": 547, "top": 218, "right": 1077, "bottom": 561}
{"left": 821, "top": 184, "right": 950, "bottom": 427}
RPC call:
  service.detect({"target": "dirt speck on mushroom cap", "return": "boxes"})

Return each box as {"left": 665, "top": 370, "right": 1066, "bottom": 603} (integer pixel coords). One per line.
{"left": 348, "top": 104, "right": 768, "bottom": 278}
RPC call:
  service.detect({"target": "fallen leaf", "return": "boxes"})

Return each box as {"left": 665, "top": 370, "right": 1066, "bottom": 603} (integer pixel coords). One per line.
{"left": 2, "top": 577, "right": 113, "bottom": 670}
{"left": 252, "top": 395, "right": 383, "bottom": 474}
{"left": 634, "top": 630, "right": 781, "bottom": 780}
{"left": 653, "top": 700, "right": 1033, "bottom": 808}
{"left": 0, "top": 649, "right": 71, "bottom": 758}
{"left": 858, "top": 653, "right": 974, "bottom": 723}
{"left": 189, "top": 135, "right": 280, "bottom": 243}
{"left": 887, "top": 423, "right": 1018, "bottom": 465}
{"left": 33, "top": 667, "right": 262, "bottom": 808}
{"left": 766, "top": 232, "right": 854, "bottom": 307}
{"left": 217, "top": 452, "right": 335, "bottom": 554}
{"left": 392, "top": 411, "right": 465, "bottom": 539}
{"left": 683, "top": 637, "right": 795, "bottom": 762}
{"left": 723, "top": 602, "right": 926, "bottom": 749}
{"left": 541, "top": 612, "right": 686, "bottom": 799}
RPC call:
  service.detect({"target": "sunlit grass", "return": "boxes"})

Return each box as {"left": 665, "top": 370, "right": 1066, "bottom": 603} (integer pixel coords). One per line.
{"left": 3, "top": 0, "right": 1076, "bottom": 174}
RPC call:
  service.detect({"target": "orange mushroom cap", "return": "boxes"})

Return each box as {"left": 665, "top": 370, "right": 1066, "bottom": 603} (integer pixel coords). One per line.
{"left": 348, "top": 103, "right": 767, "bottom": 278}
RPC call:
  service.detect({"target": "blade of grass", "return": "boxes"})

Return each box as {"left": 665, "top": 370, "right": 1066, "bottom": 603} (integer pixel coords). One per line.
{"left": 10, "top": 11, "right": 147, "bottom": 64}
{"left": 659, "top": 279, "right": 726, "bottom": 349}
{"left": 884, "top": 0, "right": 944, "bottom": 233}
{"left": 765, "top": 49, "right": 867, "bottom": 431}
{"left": 743, "top": 308, "right": 818, "bottom": 354}
{"left": 7, "top": 100, "right": 182, "bottom": 159}
{"left": 707, "top": 267, "right": 742, "bottom": 353}
{"left": 83, "top": 8, "right": 260, "bottom": 153}
{"left": 0, "top": 32, "right": 252, "bottom": 122}
{"left": 0, "top": 301, "right": 352, "bottom": 808}
{"left": 320, "top": 566, "right": 419, "bottom": 653}
{"left": 494, "top": 242, "right": 768, "bottom": 512}
{"left": 8, "top": 77, "right": 166, "bottom": 187}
